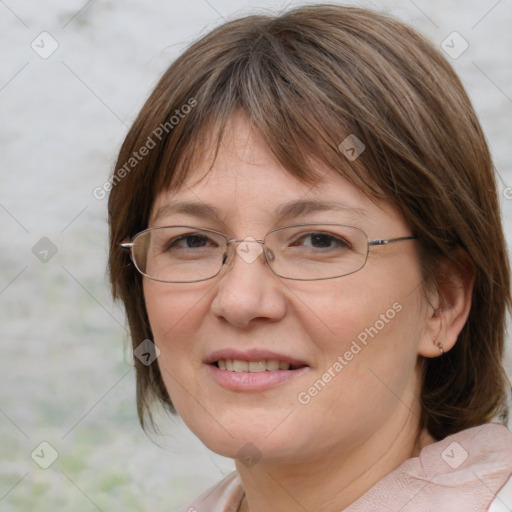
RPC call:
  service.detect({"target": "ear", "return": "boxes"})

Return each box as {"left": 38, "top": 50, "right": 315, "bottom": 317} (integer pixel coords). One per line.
{"left": 418, "top": 249, "right": 475, "bottom": 358}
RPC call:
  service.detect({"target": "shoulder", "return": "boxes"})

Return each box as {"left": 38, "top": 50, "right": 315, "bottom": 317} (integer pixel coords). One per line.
{"left": 488, "top": 474, "right": 512, "bottom": 511}
{"left": 416, "top": 423, "right": 512, "bottom": 510}
{"left": 174, "top": 471, "right": 244, "bottom": 512}
{"left": 346, "top": 423, "right": 512, "bottom": 511}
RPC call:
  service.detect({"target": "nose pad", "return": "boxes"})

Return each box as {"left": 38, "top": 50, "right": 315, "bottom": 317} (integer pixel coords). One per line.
{"left": 221, "top": 243, "right": 237, "bottom": 267}
{"left": 220, "top": 241, "right": 271, "bottom": 270}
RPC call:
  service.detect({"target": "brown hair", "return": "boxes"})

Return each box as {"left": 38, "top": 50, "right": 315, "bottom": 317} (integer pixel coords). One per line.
{"left": 108, "top": 3, "right": 511, "bottom": 440}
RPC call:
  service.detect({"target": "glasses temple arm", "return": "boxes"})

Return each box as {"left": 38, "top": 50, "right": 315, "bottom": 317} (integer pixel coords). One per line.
{"left": 368, "top": 235, "right": 418, "bottom": 246}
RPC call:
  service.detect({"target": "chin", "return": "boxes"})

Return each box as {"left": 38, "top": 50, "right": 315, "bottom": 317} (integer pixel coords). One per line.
{"left": 180, "top": 409, "right": 298, "bottom": 460}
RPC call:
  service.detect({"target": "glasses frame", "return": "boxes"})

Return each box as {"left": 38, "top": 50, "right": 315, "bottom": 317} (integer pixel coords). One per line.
{"left": 120, "top": 223, "right": 417, "bottom": 283}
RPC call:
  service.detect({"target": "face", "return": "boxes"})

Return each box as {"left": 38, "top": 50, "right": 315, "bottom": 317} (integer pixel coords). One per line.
{"left": 143, "top": 113, "right": 431, "bottom": 466}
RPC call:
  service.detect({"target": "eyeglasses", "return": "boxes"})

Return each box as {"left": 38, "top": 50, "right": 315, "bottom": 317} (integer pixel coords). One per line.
{"left": 120, "top": 224, "right": 417, "bottom": 283}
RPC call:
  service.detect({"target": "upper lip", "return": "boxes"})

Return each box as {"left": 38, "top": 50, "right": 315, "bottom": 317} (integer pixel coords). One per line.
{"left": 204, "top": 348, "right": 309, "bottom": 367}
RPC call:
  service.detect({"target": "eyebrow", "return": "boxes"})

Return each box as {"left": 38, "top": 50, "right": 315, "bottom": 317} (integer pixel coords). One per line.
{"left": 152, "top": 201, "right": 222, "bottom": 223}
{"left": 152, "top": 199, "right": 366, "bottom": 224}
{"left": 275, "top": 199, "right": 366, "bottom": 221}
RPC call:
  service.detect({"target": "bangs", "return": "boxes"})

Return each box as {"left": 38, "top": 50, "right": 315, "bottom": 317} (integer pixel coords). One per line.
{"left": 150, "top": 14, "right": 391, "bottom": 201}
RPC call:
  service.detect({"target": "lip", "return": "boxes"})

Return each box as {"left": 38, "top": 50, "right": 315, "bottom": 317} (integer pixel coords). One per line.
{"left": 207, "top": 364, "right": 309, "bottom": 391}
{"left": 204, "top": 348, "right": 310, "bottom": 392}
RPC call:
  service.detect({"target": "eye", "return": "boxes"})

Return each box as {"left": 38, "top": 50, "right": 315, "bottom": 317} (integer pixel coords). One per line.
{"left": 290, "top": 232, "right": 350, "bottom": 250}
{"left": 167, "top": 233, "right": 216, "bottom": 250}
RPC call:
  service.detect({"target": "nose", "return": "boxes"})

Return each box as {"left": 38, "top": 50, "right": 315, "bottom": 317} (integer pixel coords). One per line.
{"left": 210, "top": 239, "right": 287, "bottom": 329}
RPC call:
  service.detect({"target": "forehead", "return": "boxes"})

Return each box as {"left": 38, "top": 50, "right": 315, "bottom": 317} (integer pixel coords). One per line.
{"left": 150, "top": 114, "right": 404, "bottom": 232}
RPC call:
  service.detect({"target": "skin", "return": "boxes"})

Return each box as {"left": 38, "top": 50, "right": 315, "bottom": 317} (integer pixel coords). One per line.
{"left": 143, "top": 113, "right": 473, "bottom": 512}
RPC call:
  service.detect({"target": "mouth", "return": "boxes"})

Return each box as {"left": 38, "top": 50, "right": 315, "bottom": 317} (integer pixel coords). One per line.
{"left": 205, "top": 349, "right": 309, "bottom": 391}
{"left": 214, "top": 359, "right": 306, "bottom": 372}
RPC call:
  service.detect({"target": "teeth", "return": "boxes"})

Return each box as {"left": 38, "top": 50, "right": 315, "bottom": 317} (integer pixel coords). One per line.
{"left": 233, "top": 360, "right": 249, "bottom": 372}
{"left": 266, "top": 360, "right": 280, "bottom": 371}
{"left": 248, "top": 361, "right": 266, "bottom": 373}
{"left": 217, "top": 359, "right": 294, "bottom": 372}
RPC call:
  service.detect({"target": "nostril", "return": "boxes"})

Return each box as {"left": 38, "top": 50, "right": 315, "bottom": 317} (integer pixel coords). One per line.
{"left": 222, "top": 253, "right": 228, "bottom": 265}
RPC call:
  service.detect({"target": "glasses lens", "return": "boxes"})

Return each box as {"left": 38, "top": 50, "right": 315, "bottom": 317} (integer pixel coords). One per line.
{"left": 131, "top": 227, "right": 227, "bottom": 282}
{"left": 265, "top": 224, "right": 369, "bottom": 280}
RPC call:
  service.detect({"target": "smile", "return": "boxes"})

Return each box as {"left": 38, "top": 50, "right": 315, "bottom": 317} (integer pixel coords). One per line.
{"left": 215, "top": 359, "right": 305, "bottom": 372}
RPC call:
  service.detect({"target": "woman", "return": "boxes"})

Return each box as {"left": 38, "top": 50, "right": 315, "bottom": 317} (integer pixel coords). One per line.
{"left": 108, "top": 4, "right": 512, "bottom": 511}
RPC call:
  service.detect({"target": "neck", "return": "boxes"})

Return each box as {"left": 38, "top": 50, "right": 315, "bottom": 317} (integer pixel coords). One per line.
{"left": 236, "top": 407, "right": 434, "bottom": 512}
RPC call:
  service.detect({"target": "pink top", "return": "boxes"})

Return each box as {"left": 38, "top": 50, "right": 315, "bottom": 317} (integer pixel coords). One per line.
{"left": 176, "top": 423, "right": 512, "bottom": 511}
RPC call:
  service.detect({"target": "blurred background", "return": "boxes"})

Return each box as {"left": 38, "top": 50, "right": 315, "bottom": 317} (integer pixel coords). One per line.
{"left": 1, "top": 0, "right": 511, "bottom": 510}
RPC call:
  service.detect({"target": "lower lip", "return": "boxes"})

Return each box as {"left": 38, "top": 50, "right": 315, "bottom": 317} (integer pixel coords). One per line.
{"left": 207, "top": 364, "right": 309, "bottom": 391}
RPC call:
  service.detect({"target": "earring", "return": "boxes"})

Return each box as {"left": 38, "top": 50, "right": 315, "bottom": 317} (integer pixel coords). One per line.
{"left": 433, "top": 336, "right": 444, "bottom": 355}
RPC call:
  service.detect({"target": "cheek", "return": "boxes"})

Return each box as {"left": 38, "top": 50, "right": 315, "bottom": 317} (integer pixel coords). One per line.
{"left": 143, "top": 281, "right": 218, "bottom": 426}
{"left": 290, "top": 287, "right": 424, "bottom": 436}
{"left": 144, "top": 279, "right": 210, "bottom": 335}
{"left": 293, "top": 269, "right": 422, "bottom": 352}
{"left": 143, "top": 280, "right": 211, "bottom": 374}
{"left": 292, "top": 265, "right": 426, "bottom": 395}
